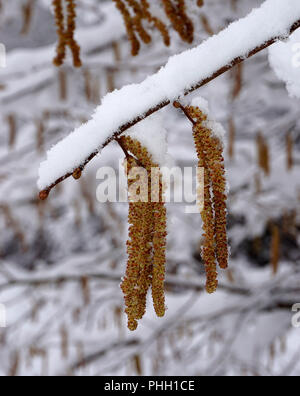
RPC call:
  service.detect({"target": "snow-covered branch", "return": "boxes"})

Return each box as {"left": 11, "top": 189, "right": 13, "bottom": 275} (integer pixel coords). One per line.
{"left": 38, "top": 0, "right": 300, "bottom": 196}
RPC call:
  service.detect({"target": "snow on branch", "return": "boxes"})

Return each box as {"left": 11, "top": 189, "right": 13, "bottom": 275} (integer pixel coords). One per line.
{"left": 38, "top": 0, "right": 300, "bottom": 196}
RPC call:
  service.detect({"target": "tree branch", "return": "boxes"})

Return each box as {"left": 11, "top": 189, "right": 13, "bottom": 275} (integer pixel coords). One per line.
{"left": 39, "top": 17, "right": 300, "bottom": 199}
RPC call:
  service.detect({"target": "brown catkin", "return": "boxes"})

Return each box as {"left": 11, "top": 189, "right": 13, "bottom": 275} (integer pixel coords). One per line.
{"left": 257, "top": 132, "right": 270, "bottom": 176}
{"left": 60, "top": 325, "right": 69, "bottom": 358}
{"left": 21, "top": 0, "right": 35, "bottom": 35}
{"left": 112, "top": 41, "right": 121, "bottom": 63}
{"left": 182, "top": 104, "right": 229, "bottom": 292}
{"left": 53, "top": 0, "right": 81, "bottom": 67}
{"left": 141, "top": 0, "right": 170, "bottom": 46}
{"left": 125, "top": 0, "right": 152, "bottom": 44}
{"left": 7, "top": 114, "right": 17, "bottom": 149}
{"left": 211, "top": 137, "right": 228, "bottom": 270}
{"left": 58, "top": 69, "right": 67, "bottom": 100}
{"left": 152, "top": 182, "right": 167, "bottom": 317}
{"left": 162, "top": 0, "right": 194, "bottom": 43}
{"left": 121, "top": 155, "right": 148, "bottom": 330}
{"left": 53, "top": 0, "right": 66, "bottom": 67}
{"left": 176, "top": 0, "right": 194, "bottom": 43}
{"left": 271, "top": 224, "right": 280, "bottom": 275}
{"left": 133, "top": 354, "right": 142, "bottom": 375}
{"left": 80, "top": 276, "right": 90, "bottom": 306}
{"left": 202, "top": 166, "right": 218, "bottom": 293}
{"left": 66, "top": 0, "right": 82, "bottom": 67}
{"left": 231, "top": 63, "right": 243, "bottom": 100}
{"left": 9, "top": 352, "right": 20, "bottom": 377}
{"left": 120, "top": 136, "right": 167, "bottom": 330}
{"left": 113, "top": 0, "right": 140, "bottom": 56}
{"left": 191, "top": 113, "right": 218, "bottom": 293}
{"left": 189, "top": 106, "right": 228, "bottom": 269}
{"left": 114, "top": 0, "right": 196, "bottom": 55}
{"left": 231, "top": 0, "right": 238, "bottom": 11}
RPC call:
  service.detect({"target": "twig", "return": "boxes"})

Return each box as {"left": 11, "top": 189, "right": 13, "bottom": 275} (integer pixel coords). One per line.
{"left": 173, "top": 100, "right": 196, "bottom": 125}
{"left": 39, "top": 19, "right": 300, "bottom": 199}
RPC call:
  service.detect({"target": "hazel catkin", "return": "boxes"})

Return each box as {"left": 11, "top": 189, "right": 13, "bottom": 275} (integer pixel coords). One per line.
{"left": 180, "top": 104, "right": 229, "bottom": 293}
{"left": 120, "top": 136, "right": 167, "bottom": 330}
{"left": 114, "top": 0, "right": 195, "bottom": 56}
{"left": 113, "top": 0, "right": 140, "bottom": 56}
{"left": 161, "top": 0, "right": 194, "bottom": 44}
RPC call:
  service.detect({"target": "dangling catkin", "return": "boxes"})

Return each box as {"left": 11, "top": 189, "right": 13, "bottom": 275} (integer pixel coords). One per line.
{"left": 174, "top": 102, "right": 228, "bottom": 293}
{"left": 152, "top": 179, "right": 167, "bottom": 317}
{"left": 141, "top": 0, "right": 170, "bottom": 47}
{"left": 21, "top": 0, "right": 35, "bottom": 35}
{"left": 113, "top": 0, "right": 140, "bottom": 56}
{"left": 66, "top": 0, "right": 82, "bottom": 67}
{"left": 271, "top": 224, "right": 280, "bottom": 275}
{"left": 53, "top": 0, "right": 82, "bottom": 67}
{"left": 257, "top": 132, "right": 270, "bottom": 176}
{"left": 125, "top": 0, "right": 152, "bottom": 45}
{"left": 176, "top": 0, "right": 194, "bottom": 43}
{"left": 120, "top": 136, "right": 167, "bottom": 330}
{"left": 53, "top": 0, "right": 67, "bottom": 67}
{"left": 162, "top": 0, "right": 194, "bottom": 43}
{"left": 188, "top": 106, "right": 228, "bottom": 270}
{"left": 198, "top": 152, "right": 218, "bottom": 293}
{"left": 7, "top": 114, "right": 17, "bottom": 149}
{"left": 188, "top": 108, "right": 218, "bottom": 293}
{"left": 114, "top": 0, "right": 196, "bottom": 55}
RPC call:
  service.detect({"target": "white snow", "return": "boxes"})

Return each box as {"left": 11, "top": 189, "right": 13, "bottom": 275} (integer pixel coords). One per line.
{"left": 38, "top": 0, "right": 300, "bottom": 190}
{"left": 190, "top": 96, "right": 210, "bottom": 116}
{"left": 191, "top": 96, "right": 226, "bottom": 143}
{"left": 269, "top": 29, "right": 300, "bottom": 98}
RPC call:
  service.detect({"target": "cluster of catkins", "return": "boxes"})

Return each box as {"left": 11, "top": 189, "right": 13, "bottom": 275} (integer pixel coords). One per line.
{"left": 120, "top": 103, "right": 228, "bottom": 330}
{"left": 52, "top": 0, "right": 81, "bottom": 67}
{"left": 172, "top": 102, "right": 228, "bottom": 293}
{"left": 51, "top": 0, "right": 203, "bottom": 65}
{"left": 120, "top": 136, "right": 167, "bottom": 331}
{"left": 113, "top": 0, "right": 202, "bottom": 56}
{"left": 183, "top": 104, "right": 228, "bottom": 293}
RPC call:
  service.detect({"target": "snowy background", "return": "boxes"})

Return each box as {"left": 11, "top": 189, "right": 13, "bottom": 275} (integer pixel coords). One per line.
{"left": 0, "top": 0, "right": 299, "bottom": 376}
